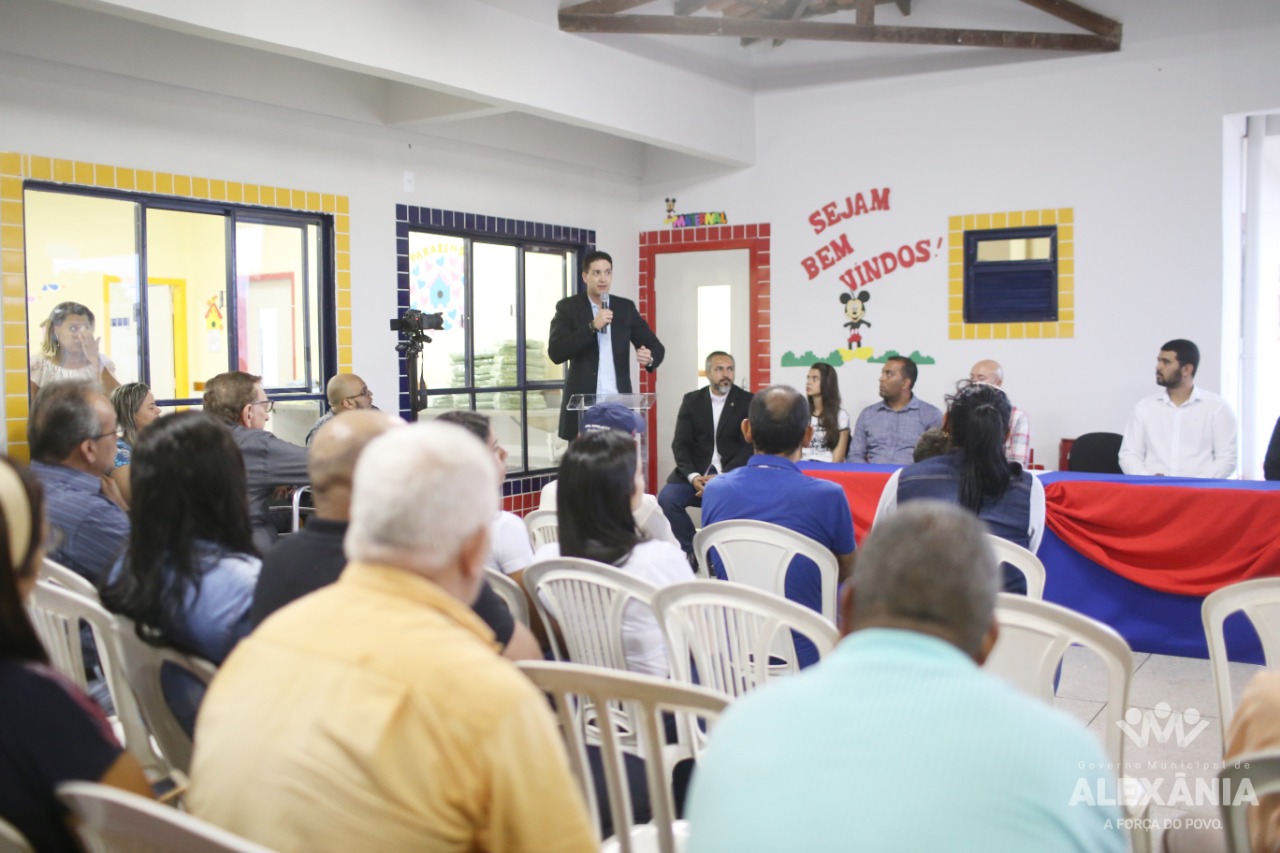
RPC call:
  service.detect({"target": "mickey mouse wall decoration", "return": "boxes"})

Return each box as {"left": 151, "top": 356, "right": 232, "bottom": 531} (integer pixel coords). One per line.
{"left": 840, "top": 290, "right": 871, "bottom": 348}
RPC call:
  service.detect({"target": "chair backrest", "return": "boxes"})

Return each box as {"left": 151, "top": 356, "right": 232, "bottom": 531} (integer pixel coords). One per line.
{"left": 523, "top": 558, "right": 660, "bottom": 671}
{"left": 1219, "top": 750, "right": 1280, "bottom": 853}
{"left": 484, "top": 567, "right": 529, "bottom": 626}
{"left": 26, "top": 580, "right": 166, "bottom": 777}
{"left": 1067, "top": 432, "right": 1125, "bottom": 473}
{"left": 290, "top": 485, "right": 313, "bottom": 533}
{"left": 524, "top": 509, "right": 559, "bottom": 550}
{"left": 984, "top": 593, "right": 1134, "bottom": 763}
{"left": 58, "top": 781, "right": 275, "bottom": 853}
{"left": 986, "top": 535, "right": 1046, "bottom": 600}
{"left": 0, "top": 816, "right": 33, "bottom": 853}
{"left": 692, "top": 520, "right": 839, "bottom": 621}
{"left": 517, "top": 661, "right": 729, "bottom": 853}
{"left": 654, "top": 580, "right": 839, "bottom": 705}
{"left": 1202, "top": 578, "right": 1280, "bottom": 743}
{"left": 40, "top": 557, "right": 99, "bottom": 600}
{"left": 113, "top": 616, "right": 218, "bottom": 775}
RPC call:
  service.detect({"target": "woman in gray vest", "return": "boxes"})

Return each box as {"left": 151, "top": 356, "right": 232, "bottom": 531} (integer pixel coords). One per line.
{"left": 874, "top": 382, "right": 1044, "bottom": 594}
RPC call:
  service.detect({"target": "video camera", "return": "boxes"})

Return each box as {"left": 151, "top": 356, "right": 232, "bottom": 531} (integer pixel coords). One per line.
{"left": 390, "top": 308, "right": 445, "bottom": 353}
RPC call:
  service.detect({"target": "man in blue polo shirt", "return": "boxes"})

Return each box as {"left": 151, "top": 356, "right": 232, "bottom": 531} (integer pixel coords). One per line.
{"left": 701, "top": 385, "right": 855, "bottom": 664}
{"left": 28, "top": 379, "right": 129, "bottom": 583}
{"left": 686, "top": 502, "right": 1126, "bottom": 853}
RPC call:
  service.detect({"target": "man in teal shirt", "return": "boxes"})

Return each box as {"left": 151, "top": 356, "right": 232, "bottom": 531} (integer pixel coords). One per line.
{"left": 686, "top": 501, "right": 1127, "bottom": 853}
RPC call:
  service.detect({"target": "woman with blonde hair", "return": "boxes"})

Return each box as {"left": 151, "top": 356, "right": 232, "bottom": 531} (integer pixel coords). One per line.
{"left": 109, "top": 382, "right": 162, "bottom": 506}
{"left": 29, "top": 301, "right": 120, "bottom": 396}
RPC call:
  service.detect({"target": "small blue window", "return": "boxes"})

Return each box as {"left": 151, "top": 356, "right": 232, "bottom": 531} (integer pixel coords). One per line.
{"left": 963, "top": 226, "right": 1058, "bottom": 323}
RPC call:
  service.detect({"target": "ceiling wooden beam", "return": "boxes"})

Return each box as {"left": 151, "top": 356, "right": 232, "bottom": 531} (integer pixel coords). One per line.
{"left": 560, "top": 0, "right": 654, "bottom": 14}
{"left": 855, "top": 0, "right": 875, "bottom": 26}
{"left": 1015, "top": 0, "right": 1121, "bottom": 39}
{"left": 558, "top": 12, "right": 1121, "bottom": 52}
{"left": 740, "top": 0, "right": 808, "bottom": 49}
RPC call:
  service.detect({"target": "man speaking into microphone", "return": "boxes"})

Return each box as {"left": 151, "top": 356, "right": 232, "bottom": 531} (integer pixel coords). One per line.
{"left": 549, "top": 250, "right": 665, "bottom": 440}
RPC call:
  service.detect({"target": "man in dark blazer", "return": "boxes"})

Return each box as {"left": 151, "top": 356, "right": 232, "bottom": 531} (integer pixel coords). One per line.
{"left": 548, "top": 250, "right": 664, "bottom": 440}
{"left": 658, "top": 351, "right": 754, "bottom": 559}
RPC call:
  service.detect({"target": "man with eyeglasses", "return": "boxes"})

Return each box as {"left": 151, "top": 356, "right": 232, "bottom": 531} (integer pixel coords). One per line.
{"left": 305, "top": 373, "right": 376, "bottom": 447}
{"left": 204, "top": 371, "right": 309, "bottom": 554}
{"left": 27, "top": 379, "right": 129, "bottom": 583}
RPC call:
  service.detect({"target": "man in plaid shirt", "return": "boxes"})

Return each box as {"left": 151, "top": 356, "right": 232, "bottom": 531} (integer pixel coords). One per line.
{"left": 970, "top": 360, "right": 1031, "bottom": 467}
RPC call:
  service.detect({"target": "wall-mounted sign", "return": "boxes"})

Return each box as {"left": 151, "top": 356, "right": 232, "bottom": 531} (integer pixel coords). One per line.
{"left": 663, "top": 197, "right": 728, "bottom": 229}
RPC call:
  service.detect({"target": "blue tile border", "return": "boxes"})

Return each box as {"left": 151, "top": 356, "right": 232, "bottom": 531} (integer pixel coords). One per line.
{"left": 392, "top": 205, "right": 597, "bottom": 479}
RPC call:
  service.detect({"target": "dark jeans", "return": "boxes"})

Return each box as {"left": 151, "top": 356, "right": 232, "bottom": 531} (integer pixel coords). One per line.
{"left": 657, "top": 481, "right": 702, "bottom": 555}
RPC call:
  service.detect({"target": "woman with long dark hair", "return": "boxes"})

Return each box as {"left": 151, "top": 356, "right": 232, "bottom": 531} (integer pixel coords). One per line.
{"left": 874, "top": 382, "right": 1045, "bottom": 593}
{"left": 801, "top": 362, "right": 849, "bottom": 462}
{"left": 0, "top": 457, "right": 151, "bottom": 850}
{"left": 536, "top": 429, "right": 690, "bottom": 676}
{"left": 101, "top": 412, "right": 260, "bottom": 730}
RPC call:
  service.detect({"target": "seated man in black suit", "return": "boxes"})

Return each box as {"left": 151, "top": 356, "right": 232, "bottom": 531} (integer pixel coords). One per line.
{"left": 657, "top": 351, "right": 754, "bottom": 561}
{"left": 548, "top": 250, "right": 664, "bottom": 440}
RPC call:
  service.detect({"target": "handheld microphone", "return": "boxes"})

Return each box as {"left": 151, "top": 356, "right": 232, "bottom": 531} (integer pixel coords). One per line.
{"left": 599, "top": 296, "right": 610, "bottom": 334}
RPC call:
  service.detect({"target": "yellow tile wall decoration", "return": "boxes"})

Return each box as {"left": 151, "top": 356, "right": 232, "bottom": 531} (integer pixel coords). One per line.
{"left": 0, "top": 152, "right": 351, "bottom": 460}
{"left": 947, "top": 206, "right": 1075, "bottom": 341}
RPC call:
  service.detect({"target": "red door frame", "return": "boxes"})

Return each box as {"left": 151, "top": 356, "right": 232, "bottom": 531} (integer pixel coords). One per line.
{"left": 636, "top": 223, "right": 772, "bottom": 490}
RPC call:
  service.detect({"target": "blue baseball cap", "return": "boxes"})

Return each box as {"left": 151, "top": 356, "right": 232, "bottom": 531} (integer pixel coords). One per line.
{"left": 580, "top": 401, "right": 646, "bottom": 435}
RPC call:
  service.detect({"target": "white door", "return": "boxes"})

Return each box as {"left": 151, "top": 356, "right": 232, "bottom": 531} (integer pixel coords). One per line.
{"left": 653, "top": 249, "right": 751, "bottom": 482}
{"left": 146, "top": 284, "right": 176, "bottom": 399}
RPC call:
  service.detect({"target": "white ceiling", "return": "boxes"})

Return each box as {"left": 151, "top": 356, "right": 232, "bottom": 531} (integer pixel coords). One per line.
{"left": 12, "top": 0, "right": 1131, "bottom": 180}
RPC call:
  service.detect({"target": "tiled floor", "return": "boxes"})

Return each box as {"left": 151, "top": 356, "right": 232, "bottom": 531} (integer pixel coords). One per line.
{"left": 1051, "top": 647, "right": 1264, "bottom": 850}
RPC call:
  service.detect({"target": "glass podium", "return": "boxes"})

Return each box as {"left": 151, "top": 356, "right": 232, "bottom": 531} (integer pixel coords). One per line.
{"left": 567, "top": 393, "right": 654, "bottom": 478}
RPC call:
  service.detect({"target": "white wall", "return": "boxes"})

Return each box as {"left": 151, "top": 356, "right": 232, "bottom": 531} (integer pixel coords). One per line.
{"left": 0, "top": 46, "right": 646, "bottom": 423}
{"left": 10, "top": 0, "right": 1280, "bottom": 472}
{"left": 642, "top": 0, "right": 1280, "bottom": 470}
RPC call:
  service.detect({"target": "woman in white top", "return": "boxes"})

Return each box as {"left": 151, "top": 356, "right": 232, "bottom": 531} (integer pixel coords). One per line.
{"left": 533, "top": 429, "right": 690, "bottom": 677}
{"left": 29, "top": 301, "right": 119, "bottom": 396}
{"left": 802, "top": 362, "right": 849, "bottom": 462}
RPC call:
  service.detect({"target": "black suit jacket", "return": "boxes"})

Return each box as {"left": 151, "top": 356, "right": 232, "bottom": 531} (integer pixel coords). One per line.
{"left": 666, "top": 384, "right": 754, "bottom": 484}
{"left": 548, "top": 292, "right": 665, "bottom": 439}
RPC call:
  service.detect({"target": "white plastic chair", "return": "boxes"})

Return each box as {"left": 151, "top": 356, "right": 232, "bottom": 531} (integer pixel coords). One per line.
{"left": 985, "top": 593, "right": 1133, "bottom": 761}
{"left": 523, "top": 558, "right": 662, "bottom": 672}
{"left": 986, "top": 535, "right": 1046, "bottom": 600}
{"left": 26, "top": 580, "right": 167, "bottom": 777}
{"left": 113, "top": 616, "right": 218, "bottom": 776}
{"left": 484, "top": 567, "right": 529, "bottom": 626}
{"left": 40, "top": 557, "right": 99, "bottom": 600}
{"left": 1219, "top": 749, "right": 1280, "bottom": 853}
{"left": 0, "top": 816, "right": 33, "bottom": 853}
{"left": 1202, "top": 578, "right": 1280, "bottom": 743}
{"left": 58, "top": 781, "right": 275, "bottom": 853}
{"left": 692, "top": 520, "right": 839, "bottom": 622}
{"left": 517, "top": 661, "right": 729, "bottom": 853}
{"left": 984, "top": 593, "right": 1151, "bottom": 853}
{"left": 524, "top": 509, "right": 560, "bottom": 550}
{"left": 654, "top": 580, "right": 838, "bottom": 711}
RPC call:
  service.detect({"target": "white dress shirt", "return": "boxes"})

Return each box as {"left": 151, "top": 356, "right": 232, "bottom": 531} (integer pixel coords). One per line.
{"left": 1118, "top": 386, "right": 1237, "bottom": 478}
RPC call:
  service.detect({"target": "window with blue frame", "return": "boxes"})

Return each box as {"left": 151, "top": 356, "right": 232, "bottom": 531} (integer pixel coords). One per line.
{"left": 401, "top": 216, "right": 586, "bottom": 475}
{"left": 963, "top": 226, "right": 1058, "bottom": 323}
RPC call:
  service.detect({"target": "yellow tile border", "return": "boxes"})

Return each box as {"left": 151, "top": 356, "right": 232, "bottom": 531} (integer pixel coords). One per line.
{"left": 947, "top": 206, "right": 1074, "bottom": 341}
{"left": 1, "top": 151, "right": 352, "bottom": 460}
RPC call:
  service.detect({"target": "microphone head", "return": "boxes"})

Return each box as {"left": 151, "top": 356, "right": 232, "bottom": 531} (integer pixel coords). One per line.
{"left": 601, "top": 295, "right": 609, "bottom": 309}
